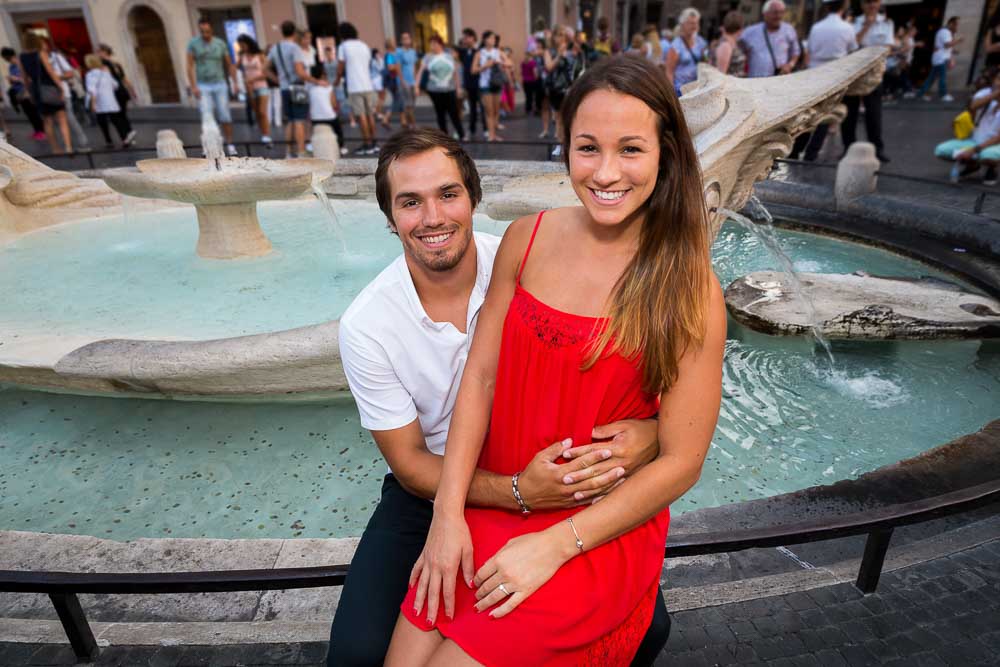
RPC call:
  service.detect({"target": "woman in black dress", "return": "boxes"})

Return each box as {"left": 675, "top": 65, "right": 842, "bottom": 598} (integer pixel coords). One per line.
{"left": 19, "top": 32, "right": 72, "bottom": 153}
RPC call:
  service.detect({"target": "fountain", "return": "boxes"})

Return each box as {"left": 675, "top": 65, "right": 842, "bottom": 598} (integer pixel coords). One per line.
{"left": 2, "top": 46, "right": 999, "bottom": 647}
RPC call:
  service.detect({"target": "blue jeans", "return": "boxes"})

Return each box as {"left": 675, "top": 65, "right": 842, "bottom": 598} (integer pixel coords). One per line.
{"left": 918, "top": 63, "right": 948, "bottom": 98}
{"left": 198, "top": 81, "right": 232, "bottom": 124}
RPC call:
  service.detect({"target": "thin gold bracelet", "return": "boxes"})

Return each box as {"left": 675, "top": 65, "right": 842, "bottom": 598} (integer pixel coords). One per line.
{"left": 566, "top": 517, "right": 584, "bottom": 552}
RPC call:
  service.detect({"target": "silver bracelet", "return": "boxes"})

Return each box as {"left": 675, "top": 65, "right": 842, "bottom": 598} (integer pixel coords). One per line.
{"left": 512, "top": 471, "right": 531, "bottom": 514}
{"left": 566, "top": 517, "right": 584, "bottom": 552}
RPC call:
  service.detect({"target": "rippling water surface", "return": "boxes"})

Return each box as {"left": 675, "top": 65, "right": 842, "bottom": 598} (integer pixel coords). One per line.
{"left": 0, "top": 208, "right": 996, "bottom": 538}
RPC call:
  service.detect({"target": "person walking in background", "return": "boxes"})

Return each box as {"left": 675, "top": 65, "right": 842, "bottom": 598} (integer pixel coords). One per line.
{"left": 643, "top": 25, "right": 663, "bottom": 63}
{"left": 789, "top": 0, "right": 856, "bottom": 161}
{"left": 665, "top": 8, "right": 707, "bottom": 95}
{"left": 2, "top": 47, "right": 46, "bottom": 141}
{"left": 308, "top": 63, "right": 346, "bottom": 155}
{"left": 268, "top": 20, "right": 327, "bottom": 157}
{"left": 396, "top": 32, "right": 418, "bottom": 130}
{"left": 48, "top": 41, "right": 90, "bottom": 152}
{"left": 543, "top": 27, "right": 580, "bottom": 155}
{"left": 370, "top": 48, "right": 388, "bottom": 127}
{"left": 237, "top": 34, "right": 272, "bottom": 145}
{"left": 500, "top": 45, "right": 517, "bottom": 118}
{"left": 187, "top": 17, "right": 238, "bottom": 156}
{"left": 593, "top": 16, "right": 618, "bottom": 56}
{"left": 19, "top": 32, "right": 72, "bottom": 154}
{"left": 918, "top": 17, "right": 962, "bottom": 102}
{"left": 742, "top": 0, "right": 801, "bottom": 77}
{"left": 84, "top": 53, "right": 130, "bottom": 148}
{"left": 97, "top": 44, "right": 136, "bottom": 140}
{"left": 336, "top": 22, "right": 378, "bottom": 154}
{"left": 456, "top": 28, "right": 481, "bottom": 140}
{"left": 384, "top": 38, "right": 405, "bottom": 129}
{"left": 521, "top": 45, "right": 542, "bottom": 115}
{"left": 711, "top": 11, "right": 747, "bottom": 76}
{"left": 844, "top": 0, "right": 892, "bottom": 162}
{"left": 299, "top": 30, "right": 318, "bottom": 69}
{"left": 415, "top": 34, "right": 465, "bottom": 141}
{"left": 473, "top": 30, "right": 507, "bottom": 142}
{"left": 323, "top": 43, "right": 355, "bottom": 129}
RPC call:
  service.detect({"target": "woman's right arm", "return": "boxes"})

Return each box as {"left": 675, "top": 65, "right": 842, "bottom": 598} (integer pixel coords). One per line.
{"left": 471, "top": 49, "right": 484, "bottom": 74}
{"left": 665, "top": 47, "right": 680, "bottom": 83}
{"left": 715, "top": 40, "right": 733, "bottom": 74}
{"left": 410, "top": 214, "right": 535, "bottom": 625}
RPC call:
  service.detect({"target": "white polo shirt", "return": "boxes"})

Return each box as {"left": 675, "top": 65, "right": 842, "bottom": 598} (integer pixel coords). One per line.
{"left": 338, "top": 232, "right": 502, "bottom": 464}
{"left": 808, "top": 13, "right": 857, "bottom": 68}
{"left": 854, "top": 15, "right": 895, "bottom": 49}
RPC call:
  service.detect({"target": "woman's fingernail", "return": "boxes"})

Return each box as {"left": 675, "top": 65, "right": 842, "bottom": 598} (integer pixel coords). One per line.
{"left": 563, "top": 438, "right": 573, "bottom": 446}
{"left": 617, "top": 468, "right": 626, "bottom": 478}
{"left": 563, "top": 475, "right": 573, "bottom": 484}
{"left": 574, "top": 491, "right": 584, "bottom": 500}
{"left": 602, "top": 450, "right": 612, "bottom": 459}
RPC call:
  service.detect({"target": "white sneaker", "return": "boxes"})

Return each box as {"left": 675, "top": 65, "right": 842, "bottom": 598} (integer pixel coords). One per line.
{"left": 124, "top": 129, "right": 137, "bottom": 146}
{"left": 306, "top": 142, "right": 314, "bottom": 153}
{"left": 483, "top": 130, "right": 489, "bottom": 139}
{"left": 261, "top": 135, "right": 272, "bottom": 144}
{"left": 551, "top": 144, "right": 562, "bottom": 158}
{"left": 902, "top": 91, "right": 916, "bottom": 99}
{"left": 339, "top": 147, "right": 348, "bottom": 156}
{"left": 225, "top": 144, "right": 238, "bottom": 156}
{"left": 942, "top": 94, "right": 955, "bottom": 102}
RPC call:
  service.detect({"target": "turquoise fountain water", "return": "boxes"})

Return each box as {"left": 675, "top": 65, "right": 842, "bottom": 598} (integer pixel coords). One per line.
{"left": 1, "top": 201, "right": 997, "bottom": 540}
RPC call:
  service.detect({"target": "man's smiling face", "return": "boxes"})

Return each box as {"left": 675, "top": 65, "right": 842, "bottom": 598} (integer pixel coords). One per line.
{"left": 387, "top": 147, "right": 475, "bottom": 273}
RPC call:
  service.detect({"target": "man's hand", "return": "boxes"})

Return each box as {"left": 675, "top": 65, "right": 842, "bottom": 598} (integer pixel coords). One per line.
{"left": 191, "top": 84, "right": 201, "bottom": 100}
{"left": 564, "top": 418, "right": 659, "bottom": 478}
{"left": 778, "top": 63, "right": 793, "bottom": 75}
{"left": 516, "top": 439, "right": 623, "bottom": 510}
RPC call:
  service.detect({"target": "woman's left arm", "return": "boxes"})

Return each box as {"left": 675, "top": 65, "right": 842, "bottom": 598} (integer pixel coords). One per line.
{"left": 40, "top": 53, "right": 64, "bottom": 99}
{"left": 474, "top": 277, "right": 726, "bottom": 617}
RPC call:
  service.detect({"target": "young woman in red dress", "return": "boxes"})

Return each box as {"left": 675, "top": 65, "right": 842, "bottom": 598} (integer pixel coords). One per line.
{"left": 385, "top": 55, "right": 727, "bottom": 667}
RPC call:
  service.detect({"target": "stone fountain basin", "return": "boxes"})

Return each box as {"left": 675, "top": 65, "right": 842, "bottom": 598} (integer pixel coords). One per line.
{"left": 725, "top": 271, "right": 1000, "bottom": 339}
{"left": 101, "top": 158, "right": 334, "bottom": 205}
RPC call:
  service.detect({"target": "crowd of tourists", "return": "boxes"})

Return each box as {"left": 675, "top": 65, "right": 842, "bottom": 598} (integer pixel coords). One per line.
{"left": 1, "top": 36, "right": 136, "bottom": 154}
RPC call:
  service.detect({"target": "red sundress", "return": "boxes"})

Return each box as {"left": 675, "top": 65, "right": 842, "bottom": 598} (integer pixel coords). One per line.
{"left": 401, "top": 211, "right": 670, "bottom": 666}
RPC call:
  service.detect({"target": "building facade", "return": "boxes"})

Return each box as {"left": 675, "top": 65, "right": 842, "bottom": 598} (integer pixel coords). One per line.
{"left": 0, "top": 0, "right": 619, "bottom": 106}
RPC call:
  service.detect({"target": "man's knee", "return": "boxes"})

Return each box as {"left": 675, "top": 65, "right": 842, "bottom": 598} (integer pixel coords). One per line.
{"left": 327, "top": 623, "right": 393, "bottom": 667}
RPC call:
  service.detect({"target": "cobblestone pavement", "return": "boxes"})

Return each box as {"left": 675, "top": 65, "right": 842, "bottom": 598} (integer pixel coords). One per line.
{"left": 1, "top": 537, "right": 996, "bottom": 666}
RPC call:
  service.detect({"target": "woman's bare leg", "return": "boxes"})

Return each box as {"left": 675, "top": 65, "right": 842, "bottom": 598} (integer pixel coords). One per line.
{"left": 426, "top": 639, "right": 484, "bottom": 667}
{"left": 56, "top": 110, "right": 72, "bottom": 153}
{"left": 44, "top": 116, "right": 58, "bottom": 153}
{"left": 256, "top": 95, "right": 271, "bottom": 138}
{"left": 384, "top": 614, "right": 445, "bottom": 667}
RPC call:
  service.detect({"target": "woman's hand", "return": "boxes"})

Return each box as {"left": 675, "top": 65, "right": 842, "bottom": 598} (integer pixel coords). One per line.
{"left": 409, "top": 510, "right": 475, "bottom": 624}
{"left": 472, "top": 525, "right": 577, "bottom": 618}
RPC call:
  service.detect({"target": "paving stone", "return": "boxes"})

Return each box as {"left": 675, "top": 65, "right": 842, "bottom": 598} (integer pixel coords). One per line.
{"left": 751, "top": 638, "right": 786, "bottom": 662}
{"left": 838, "top": 643, "right": 879, "bottom": 667}
{"left": 911, "top": 652, "right": 948, "bottom": 667}
{"left": 813, "top": 649, "right": 849, "bottom": 667}
{"left": 27, "top": 644, "right": 79, "bottom": 665}
{"left": 704, "top": 622, "right": 737, "bottom": 645}
{"left": 776, "top": 634, "right": 807, "bottom": 658}
{"left": 724, "top": 642, "right": 758, "bottom": 663}
{"left": 786, "top": 656, "right": 821, "bottom": 667}
{"left": 951, "top": 568, "right": 989, "bottom": 589}
{"left": 784, "top": 591, "right": 817, "bottom": 611}
{"left": 145, "top": 646, "right": 186, "bottom": 667}
{"left": 751, "top": 616, "right": 783, "bottom": 638}
{"left": 861, "top": 639, "right": 899, "bottom": 661}
{"left": 772, "top": 610, "right": 804, "bottom": 633}
{"left": 729, "top": 620, "right": 761, "bottom": 641}
{"left": 797, "top": 607, "right": 830, "bottom": 628}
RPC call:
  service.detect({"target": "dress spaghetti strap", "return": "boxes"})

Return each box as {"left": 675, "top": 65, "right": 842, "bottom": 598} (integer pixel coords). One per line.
{"left": 517, "top": 210, "right": 545, "bottom": 286}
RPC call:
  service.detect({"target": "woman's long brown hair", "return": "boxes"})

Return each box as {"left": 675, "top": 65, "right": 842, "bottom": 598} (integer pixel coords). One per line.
{"left": 560, "top": 55, "right": 712, "bottom": 395}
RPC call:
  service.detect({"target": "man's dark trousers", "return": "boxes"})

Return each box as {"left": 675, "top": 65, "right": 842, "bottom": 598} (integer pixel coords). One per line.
{"left": 464, "top": 85, "right": 481, "bottom": 137}
{"left": 327, "top": 474, "right": 671, "bottom": 666}
{"left": 841, "top": 83, "right": 884, "bottom": 156}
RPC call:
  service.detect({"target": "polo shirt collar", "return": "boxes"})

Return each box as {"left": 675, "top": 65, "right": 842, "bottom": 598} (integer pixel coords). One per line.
{"left": 399, "top": 232, "right": 491, "bottom": 331}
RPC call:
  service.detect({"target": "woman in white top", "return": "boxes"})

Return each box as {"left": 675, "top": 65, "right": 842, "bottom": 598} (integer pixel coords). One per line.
{"left": 471, "top": 30, "right": 508, "bottom": 141}
{"left": 84, "top": 53, "right": 131, "bottom": 147}
{"left": 415, "top": 33, "right": 465, "bottom": 140}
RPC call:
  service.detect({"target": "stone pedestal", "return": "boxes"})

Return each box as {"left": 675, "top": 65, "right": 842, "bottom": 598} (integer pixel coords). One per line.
{"left": 835, "top": 142, "right": 879, "bottom": 211}
{"left": 194, "top": 203, "right": 273, "bottom": 259}
{"left": 311, "top": 125, "right": 339, "bottom": 162}
{"left": 156, "top": 130, "right": 186, "bottom": 159}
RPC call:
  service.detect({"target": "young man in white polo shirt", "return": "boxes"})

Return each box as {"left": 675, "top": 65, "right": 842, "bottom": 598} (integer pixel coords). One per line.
{"left": 326, "top": 128, "right": 670, "bottom": 666}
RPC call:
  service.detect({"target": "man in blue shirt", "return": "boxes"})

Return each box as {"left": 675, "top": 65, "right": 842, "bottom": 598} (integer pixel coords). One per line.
{"left": 396, "top": 32, "right": 418, "bottom": 129}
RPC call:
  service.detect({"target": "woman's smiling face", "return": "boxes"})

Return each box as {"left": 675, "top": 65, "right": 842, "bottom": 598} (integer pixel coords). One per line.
{"left": 568, "top": 88, "right": 661, "bottom": 228}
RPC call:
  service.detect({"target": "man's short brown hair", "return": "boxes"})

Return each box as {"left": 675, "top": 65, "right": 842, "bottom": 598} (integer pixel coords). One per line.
{"left": 375, "top": 128, "right": 482, "bottom": 228}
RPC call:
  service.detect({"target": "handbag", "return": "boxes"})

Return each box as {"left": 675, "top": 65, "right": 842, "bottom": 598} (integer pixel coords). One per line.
{"left": 488, "top": 62, "right": 507, "bottom": 89}
{"left": 39, "top": 83, "right": 62, "bottom": 106}
{"left": 276, "top": 43, "right": 308, "bottom": 104}
{"left": 954, "top": 110, "right": 975, "bottom": 140}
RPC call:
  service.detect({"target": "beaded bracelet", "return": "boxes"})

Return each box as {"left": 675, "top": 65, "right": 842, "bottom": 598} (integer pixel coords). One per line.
{"left": 512, "top": 471, "right": 531, "bottom": 514}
